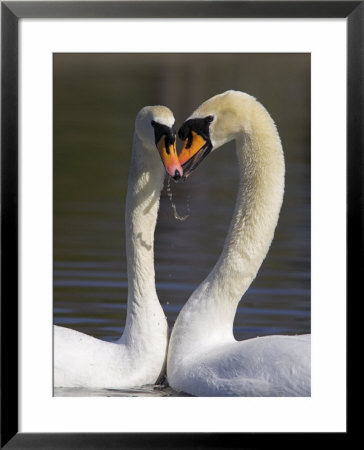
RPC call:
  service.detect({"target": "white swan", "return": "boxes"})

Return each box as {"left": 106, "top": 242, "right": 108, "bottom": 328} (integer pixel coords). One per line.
{"left": 54, "top": 106, "right": 183, "bottom": 389}
{"left": 167, "top": 90, "right": 310, "bottom": 396}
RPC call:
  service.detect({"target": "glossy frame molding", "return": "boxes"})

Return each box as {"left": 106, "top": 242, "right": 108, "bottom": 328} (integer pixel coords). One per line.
{"left": 1, "top": 1, "right": 359, "bottom": 448}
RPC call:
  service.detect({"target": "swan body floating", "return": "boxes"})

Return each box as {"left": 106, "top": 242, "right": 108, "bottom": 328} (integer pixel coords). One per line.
{"left": 167, "top": 90, "right": 310, "bottom": 396}
{"left": 54, "top": 106, "right": 183, "bottom": 389}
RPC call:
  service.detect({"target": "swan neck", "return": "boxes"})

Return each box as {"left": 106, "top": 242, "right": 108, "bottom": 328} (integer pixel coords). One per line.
{"left": 210, "top": 125, "right": 285, "bottom": 303}
{"left": 125, "top": 134, "right": 165, "bottom": 313}
{"left": 172, "top": 102, "right": 285, "bottom": 345}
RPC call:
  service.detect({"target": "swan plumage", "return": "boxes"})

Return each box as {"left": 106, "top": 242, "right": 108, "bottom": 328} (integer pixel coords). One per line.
{"left": 54, "top": 106, "right": 182, "bottom": 389}
{"left": 167, "top": 90, "right": 310, "bottom": 396}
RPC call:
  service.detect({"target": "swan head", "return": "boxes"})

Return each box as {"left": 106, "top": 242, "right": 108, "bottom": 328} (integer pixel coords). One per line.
{"left": 135, "top": 106, "right": 183, "bottom": 181}
{"left": 178, "top": 90, "right": 254, "bottom": 177}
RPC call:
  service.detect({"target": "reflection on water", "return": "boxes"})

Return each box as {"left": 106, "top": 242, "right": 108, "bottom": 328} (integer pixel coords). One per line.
{"left": 54, "top": 54, "right": 310, "bottom": 396}
{"left": 54, "top": 385, "right": 191, "bottom": 397}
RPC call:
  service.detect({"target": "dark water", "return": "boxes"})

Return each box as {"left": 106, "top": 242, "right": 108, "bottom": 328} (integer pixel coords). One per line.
{"left": 53, "top": 385, "right": 191, "bottom": 397}
{"left": 54, "top": 54, "right": 310, "bottom": 396}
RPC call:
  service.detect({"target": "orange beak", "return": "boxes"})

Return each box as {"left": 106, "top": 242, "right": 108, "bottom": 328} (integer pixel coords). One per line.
{"left": 178, "top": 131, "right": 207, "bottom": 166}
{"left": 157, "top": 136, "right": 183, "bottom": 180}
{"left": 178, "top": 131, "right": 212, "bottom": 178}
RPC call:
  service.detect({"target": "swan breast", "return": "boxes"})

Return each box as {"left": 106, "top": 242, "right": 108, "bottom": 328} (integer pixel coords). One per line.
{"left": 170, "top": 334, "right": 311, "bottom": 397}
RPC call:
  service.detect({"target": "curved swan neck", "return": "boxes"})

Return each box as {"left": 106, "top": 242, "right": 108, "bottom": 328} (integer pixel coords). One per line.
{"left": 173, "top": 96, "right": 285, "bottom": 344}
{"left": 209, "top": 117, "right": 284, "bottom": 304}
{"left": 122, "top": 134, "right": 166, "bottom": 341}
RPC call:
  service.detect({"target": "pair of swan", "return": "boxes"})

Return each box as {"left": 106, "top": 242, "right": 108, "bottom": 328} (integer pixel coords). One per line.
{"left": 54, "top": 91, "right": 310, "bottom": 396}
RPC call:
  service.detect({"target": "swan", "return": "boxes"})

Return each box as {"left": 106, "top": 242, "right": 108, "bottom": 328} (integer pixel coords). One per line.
{"left": 54, "top": 106, "right": 183, "bottom": 389}
{"left": 167, "top": 90, "right": 310, "bottom": 396}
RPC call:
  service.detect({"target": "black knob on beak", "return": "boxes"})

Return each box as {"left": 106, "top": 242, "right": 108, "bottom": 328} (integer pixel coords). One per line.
{"left": 173, "top": 170, "right": 181, "bottom": 181}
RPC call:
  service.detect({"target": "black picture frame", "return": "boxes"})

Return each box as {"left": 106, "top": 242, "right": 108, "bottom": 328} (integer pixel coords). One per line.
{"left": 1, "top": 1, "right": 359, "bottom": 448}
